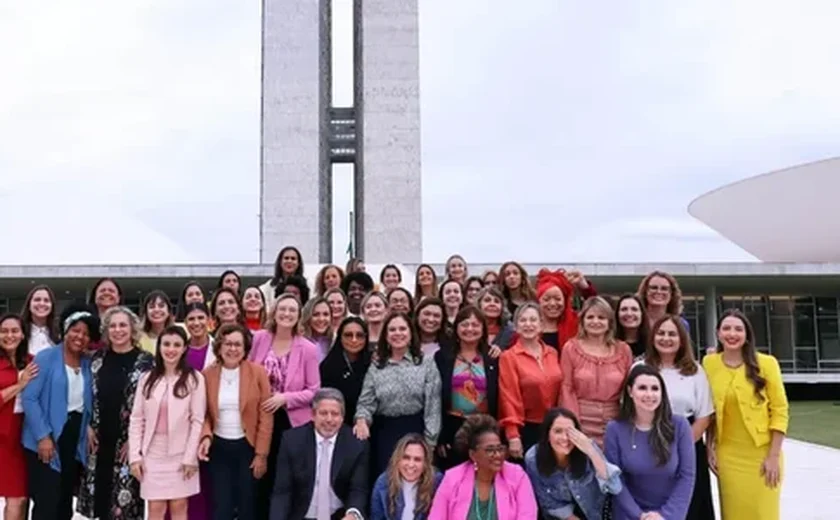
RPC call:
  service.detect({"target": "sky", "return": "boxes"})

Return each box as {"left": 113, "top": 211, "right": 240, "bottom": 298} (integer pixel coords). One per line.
{"left": 2, "top": 0, "right": 840, "bottom": 265}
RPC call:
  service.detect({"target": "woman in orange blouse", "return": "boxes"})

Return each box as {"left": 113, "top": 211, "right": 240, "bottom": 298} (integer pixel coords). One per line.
{"left": 560, "top": 296, "right": 632, "bottom": 447}
{"left": 499, "top": 303, "right": 562, "bottom": 460}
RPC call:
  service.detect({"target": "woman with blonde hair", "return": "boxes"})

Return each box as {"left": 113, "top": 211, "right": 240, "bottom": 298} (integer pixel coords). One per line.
{"left": 300, "top": 297, "right": 333, "bottom": 361}
{"left": 559, "top": 296, "right": 632, "bottom": 447}
{"left": 77, "top": 306, "right": 155, "bottom": 519}
{"left": 370, "top": 433, "right": 442, "bottom": 520}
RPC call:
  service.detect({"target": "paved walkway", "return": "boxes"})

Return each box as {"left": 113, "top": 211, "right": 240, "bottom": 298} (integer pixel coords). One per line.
{"left": 4, "top": 439, "right": 839, "bottom": 519}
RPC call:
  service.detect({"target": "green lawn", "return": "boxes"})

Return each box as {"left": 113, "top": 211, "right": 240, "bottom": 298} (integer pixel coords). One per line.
{"left": 787, "top": 401, "right": 840, "bottom": 449}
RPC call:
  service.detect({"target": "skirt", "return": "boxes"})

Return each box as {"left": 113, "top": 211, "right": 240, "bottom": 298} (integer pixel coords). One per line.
{"left": 140, "top": 432, "right": 200, "bottom": 501}
{"left": 371, "top": 413, "right": 425, "bottom": 477}
{"left": 0, "top": 412, "right": 26, "bottom": 497}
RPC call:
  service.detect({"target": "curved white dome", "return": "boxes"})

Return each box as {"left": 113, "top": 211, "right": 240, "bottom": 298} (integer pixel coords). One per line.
{"left": 0, "top": 191, "right": 197, "bottom": 265}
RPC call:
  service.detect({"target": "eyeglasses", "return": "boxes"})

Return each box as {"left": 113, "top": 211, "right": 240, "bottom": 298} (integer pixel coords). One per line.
{"left": 478, "top": 445, "right": 506, "bottom": 456}
{"left": 342, "top": 332, "right": 365, "bottom": 339}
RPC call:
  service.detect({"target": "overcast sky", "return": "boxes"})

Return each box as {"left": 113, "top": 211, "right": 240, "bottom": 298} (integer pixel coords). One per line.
{"left": 2, "top": 0, "right": 839, "bottom": 265}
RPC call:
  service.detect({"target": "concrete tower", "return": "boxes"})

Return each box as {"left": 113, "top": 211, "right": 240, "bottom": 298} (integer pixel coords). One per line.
{"left": 259, "top": 0, "right": 422, "bottom": 265}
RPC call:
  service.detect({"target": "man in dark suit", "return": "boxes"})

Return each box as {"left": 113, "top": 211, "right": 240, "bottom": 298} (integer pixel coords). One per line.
{"left": 270, "top": 388, "right": 368, "bottom": 520}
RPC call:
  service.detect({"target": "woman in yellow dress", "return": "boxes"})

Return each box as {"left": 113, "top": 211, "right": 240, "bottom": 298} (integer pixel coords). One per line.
{"left": 703, "top": 309, "right": 788, "bottom": 519}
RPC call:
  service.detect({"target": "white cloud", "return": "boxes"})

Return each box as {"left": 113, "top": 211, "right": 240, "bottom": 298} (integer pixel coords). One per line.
{"left": 2, "top": 0, "right": 840, "bottom": 265}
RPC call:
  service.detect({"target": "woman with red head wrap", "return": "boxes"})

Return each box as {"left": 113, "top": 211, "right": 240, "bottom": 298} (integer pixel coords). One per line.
{"left": 535, "top": 268, "right": 598, "bottom": 351}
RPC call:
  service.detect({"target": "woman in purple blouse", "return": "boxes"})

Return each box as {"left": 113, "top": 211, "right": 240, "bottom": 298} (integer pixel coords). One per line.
{"left": 604, "top": 364, "right": 695, "bottom": 520}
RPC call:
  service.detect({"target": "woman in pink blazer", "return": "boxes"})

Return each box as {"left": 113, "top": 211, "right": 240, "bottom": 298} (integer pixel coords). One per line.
{"left": 128, "top": 326, "right": 207, "bottom": 520}
{"left": 247, "top": 293, "right": 321, "bottom": 520}
{"left": 429, "top": 414, "right": 537, "bottom": 520}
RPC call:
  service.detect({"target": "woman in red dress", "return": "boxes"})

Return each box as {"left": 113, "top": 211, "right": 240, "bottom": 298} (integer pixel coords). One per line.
{"left": 0, "top": 313, "right": 38, "bottom": 520}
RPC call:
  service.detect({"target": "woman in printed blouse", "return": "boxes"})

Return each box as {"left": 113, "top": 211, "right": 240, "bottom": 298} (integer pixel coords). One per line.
{"left": 370, "top": 433, "right": 443, "bottom": 520}
{"left": 242, "top": 285, "right": 268, "bottom": 331}
{"left": 353, "top": 312, "right": 442, "bottom": 476}
{"left": 20, "top": 285, "right": 60, "bottom": 357}
{"left": 703, "top": 309, "right": 789, "bottom": 520}
{"left": 524, "top": 408, "right": 622, "bottom": 520}
{"left": 77, "top": 306, "right": 155, "bottom": 520}
{"left": 499, "top": 303, "right": 562, "bottom": 459}
{"left": 128, "top": 326, "right": 206, "bottom": 520}
{"left": 429, "top": 414, "right": 537, "bottom": 520}
{"left": 413, "top": 264, "right": 439, "bottom": 302}
{"left": 139, "top": 290, "right": 175, "bottom": 355}
{"left": 534, "top": 269, "right": 597, "bottom": 352}
{"left": 614, "top": 294, "right": 649, "bottom": 358}
{"left": 604, "top": 364, "right": 696, "bottom": 520}
{"left": 319, "top": 317, "right": 372, "bottom": 427}
{"left": 560, "top": 296, "right": 632, "bottom": 447}
{"left": 301, "top": 297, "right": 333, "bottom": 361}
{"left": 434, "top": 306, "right": 500, "bottom": 470}
{"left": 644, "top": 315, "right": 715, "bottom": 520}
{"left": 0, "top": 314, "right": 37, "bottom": 520}
{"left": 248, "top": 293, "right": 320, "bottom": 520}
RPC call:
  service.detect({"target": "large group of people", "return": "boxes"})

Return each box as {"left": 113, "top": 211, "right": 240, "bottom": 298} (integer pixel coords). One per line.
{"left": 0, "top": 249, "right": 790, "bottom": 519}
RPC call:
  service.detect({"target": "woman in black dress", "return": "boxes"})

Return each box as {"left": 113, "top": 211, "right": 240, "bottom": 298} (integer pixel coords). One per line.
{"left": 319, "top": 316, "right": 372, "bottom": 426}
{"left": 77, "top": 306, "right": 154, "bottom": 520}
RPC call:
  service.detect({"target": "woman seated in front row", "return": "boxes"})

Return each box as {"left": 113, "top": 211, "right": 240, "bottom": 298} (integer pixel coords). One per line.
{"left": 429, "top": 414, "right": 537, "bottom": 520}
{"left": 525, "top": 408, "right": 622, "bottom": 520}
{"left": 370, "top": 433, "right": 442, "bottom": 520}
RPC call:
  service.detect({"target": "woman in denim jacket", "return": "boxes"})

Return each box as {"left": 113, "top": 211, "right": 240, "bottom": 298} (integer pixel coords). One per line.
{"left": 370, "top": 433, "right": 442, "bottom": 520}
{"left": 525, "top": 408, "right": 622, "bottom": 520}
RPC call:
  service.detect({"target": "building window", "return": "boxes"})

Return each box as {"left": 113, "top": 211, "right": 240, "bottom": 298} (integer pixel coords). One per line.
{"left": 794, "top": 299, "right": 816, "bottom": 347}
{"left": 795, "top": 348, "right": 818, "bottom": 373}
{"left": 769, "top": 317, "right": 794, "bottom": 361}
{"left": 817, "top": 317, "right": 840, "bottom": 361}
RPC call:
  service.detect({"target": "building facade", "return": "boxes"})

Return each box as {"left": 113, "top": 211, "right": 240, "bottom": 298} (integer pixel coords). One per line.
{"left": 2, "top": 262, "right": 839, "bottom": 382}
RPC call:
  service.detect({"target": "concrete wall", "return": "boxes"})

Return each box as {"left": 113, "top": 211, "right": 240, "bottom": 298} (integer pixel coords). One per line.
{"left": 260, "top": 0, "right": 331, "bottom": 265}
{"left": 354, "top": 0, "right": 423, "bottom": 264}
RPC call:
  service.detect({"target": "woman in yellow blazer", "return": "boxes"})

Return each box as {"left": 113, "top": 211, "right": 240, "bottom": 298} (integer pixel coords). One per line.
{"left": 703, "top": 309, "right": 789, "bottom": 520}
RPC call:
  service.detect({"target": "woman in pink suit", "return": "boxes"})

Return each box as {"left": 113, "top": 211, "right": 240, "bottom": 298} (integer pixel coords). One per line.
{"left": 248, "top": 293, "right": 321, "bottom": 520}
{"left": 429, "top": 414, "right": 537, "bottom": 520}
{"left": 128, "top": 326, "right": 207, "bottom": 520}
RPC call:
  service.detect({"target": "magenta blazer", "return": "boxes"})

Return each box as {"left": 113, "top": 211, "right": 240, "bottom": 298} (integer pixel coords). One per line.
{"left": 248, "top": 330, "right": 320, "bottom": 427}
{"left": 428, "top": 461, "right": 538, "bottom": 520}
{"left": 128, "top": 371, "right": 207, "bottom": 467}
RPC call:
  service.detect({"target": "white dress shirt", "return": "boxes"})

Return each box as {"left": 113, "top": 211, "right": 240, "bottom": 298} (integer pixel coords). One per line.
{"left": 305, "top": 431, "right": 343, "bottom": 519}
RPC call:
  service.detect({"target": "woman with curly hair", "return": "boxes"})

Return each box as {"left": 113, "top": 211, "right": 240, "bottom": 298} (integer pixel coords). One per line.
{"left": 429, "top": 414, "right": 537, "bottom": 520}
{"left": 370, "top": 433, "right": 442, "bottom": 520}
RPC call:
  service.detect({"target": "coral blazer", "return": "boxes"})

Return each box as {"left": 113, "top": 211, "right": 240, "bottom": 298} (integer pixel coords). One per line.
{"left": 128, "top": 371, "right": 207, "bottom": 467}
{"left": 428, "top": 461, "right": 538, "bottom": 520}
{"left": 248, "top": 330, "right": 320, "bottom": 427}
{"left": 201, "top": 361, "right": 274, "bottom": 457}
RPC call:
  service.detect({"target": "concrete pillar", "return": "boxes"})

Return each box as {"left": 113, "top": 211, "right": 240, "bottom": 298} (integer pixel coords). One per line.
{"left": 704, "top": 285, "right": 718, "bottom": 353}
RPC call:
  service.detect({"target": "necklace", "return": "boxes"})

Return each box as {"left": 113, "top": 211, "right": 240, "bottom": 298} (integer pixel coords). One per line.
{"left": 221, "top": 368, "right": 238, "bottom": 386}
{"left": 472, "top": 482, "right": 495, "bottom": 520}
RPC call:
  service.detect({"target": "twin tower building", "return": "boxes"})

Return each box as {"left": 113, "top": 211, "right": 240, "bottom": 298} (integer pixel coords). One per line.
{"left": 259, "top": 0, "right": 422, "bottom": 265}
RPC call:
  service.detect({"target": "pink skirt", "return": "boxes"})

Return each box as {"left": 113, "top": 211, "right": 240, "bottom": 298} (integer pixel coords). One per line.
{"left": 140, "top": 433, "right": 200, "bottom": 501}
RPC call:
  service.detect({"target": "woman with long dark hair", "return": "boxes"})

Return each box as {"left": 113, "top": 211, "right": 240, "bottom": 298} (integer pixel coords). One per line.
{"left": 23, "top": 303, "right": 99, "bottom": 520}
{"left": 644, "top": 315, "right": 715, "bottom": 520}
{"left": 353, "top": 312, "right": 441, "bottom": 476}
{"left": 525, "top": 408, "right": 621, "bottom": 520}
{"left": 242, "top": 285, "right": 267, "bottom": 331}
{"left": 217, "top": 270, "right": 241, "bottom": 294}
{"left": 128, "top": 326, "right": 206, "bottom": 520}
{"left": 0, "top": 314, "right": 37, "bottom": 520}
{"left": 175, "top": 282, "right": 207, "bottom": 322}
{"left": 614, "top": 294, "right": 649, "bottom": 358}
{"left": 20, "top": 285, "right": 59, "bottom": 356}
{"left": 139, "top": 290, "right": 175, "bottom": 355}
{"left": 703, "top": 309, "right": 788, "bottom": 520}
{"left": 319, "top": 317, "right": 371, "bottom": 426}
{"left": 370, "top": 433, "right": 442, "bottom": 520}
{"left": 259, "top": 245, "right": 305, "bottom": 310}
{"left": 209, "top": 288, "right": 245, "bottom": 334}
{"left": 604, "top": 364, "right": 695, "bottom": 520}
{"left": 434, "top": 306, "right": 499, "bottom": 470}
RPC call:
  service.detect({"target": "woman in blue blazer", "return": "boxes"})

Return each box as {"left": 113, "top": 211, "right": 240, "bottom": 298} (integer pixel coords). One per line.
{"left": 22, "top": 303, "right": 99, "bottom": 520}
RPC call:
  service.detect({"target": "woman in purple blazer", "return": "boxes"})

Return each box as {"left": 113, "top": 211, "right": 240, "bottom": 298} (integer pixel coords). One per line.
{"left": 248, "top": 293, "right": 321, "bottom": 520}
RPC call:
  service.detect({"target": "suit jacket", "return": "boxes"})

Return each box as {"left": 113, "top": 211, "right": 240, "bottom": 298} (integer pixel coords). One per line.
{"left": 270, "top": 423, "right": 369, "bottom": 520}
{"left": 248, "top": 331, "right": 321, "bottom": 427}
{"left": 202, "top": 361, "right": 274, "bottom": 456}
{"left": 433, "top": 348, "right": 499, "bottom": 445}
{"left": 21, "top": 345, "right": 93, "bottom": 472}
{"left": 703, "top": 352, "right": 789, "bottom": 447}
{"left": 428, "top": 461, "right": 537, "bottom": 520}
{"left": 128, "top": 371, "right": 207, "bottom": 466}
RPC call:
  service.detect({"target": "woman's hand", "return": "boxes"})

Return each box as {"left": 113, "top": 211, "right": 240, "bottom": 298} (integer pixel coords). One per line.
{"left": 353, "top": 419, "right": 370, "bottom": 441}
{"left": 508, "top": 438, "right": 523, "bottom": 459}
{"left": 761, "top": 453, "right": 781, "bottom": 488}
{"left": 197, "top": 437, "right": 211, "bottom": 462}
{"left": 37, "top": 436, "right": 55, "bottom": 464}
{"left": 567, "top": 427, "right": 597, "bottom": 458}
{"left": 261, "top": 393, "right": 286, "bottom": 414}
{"left": 251, "top": 454, "right": 268, "bottom": 479}
{"left": 119, "top": 444, "right": 128, "bottom": 464}
{"left": 19, "top": 362, "right": 39, "bottom": 386}
{"left": 181, "top": 464, "right": 198, "bottom": 480}
{"left": 87, "top": 426, "right": 98, "bottom": 455}
{"left": 130, "top": 461, "right": 144, "bottom": 481}
{"left": 488, "top": 345, "right": 502, "bottom": 359}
